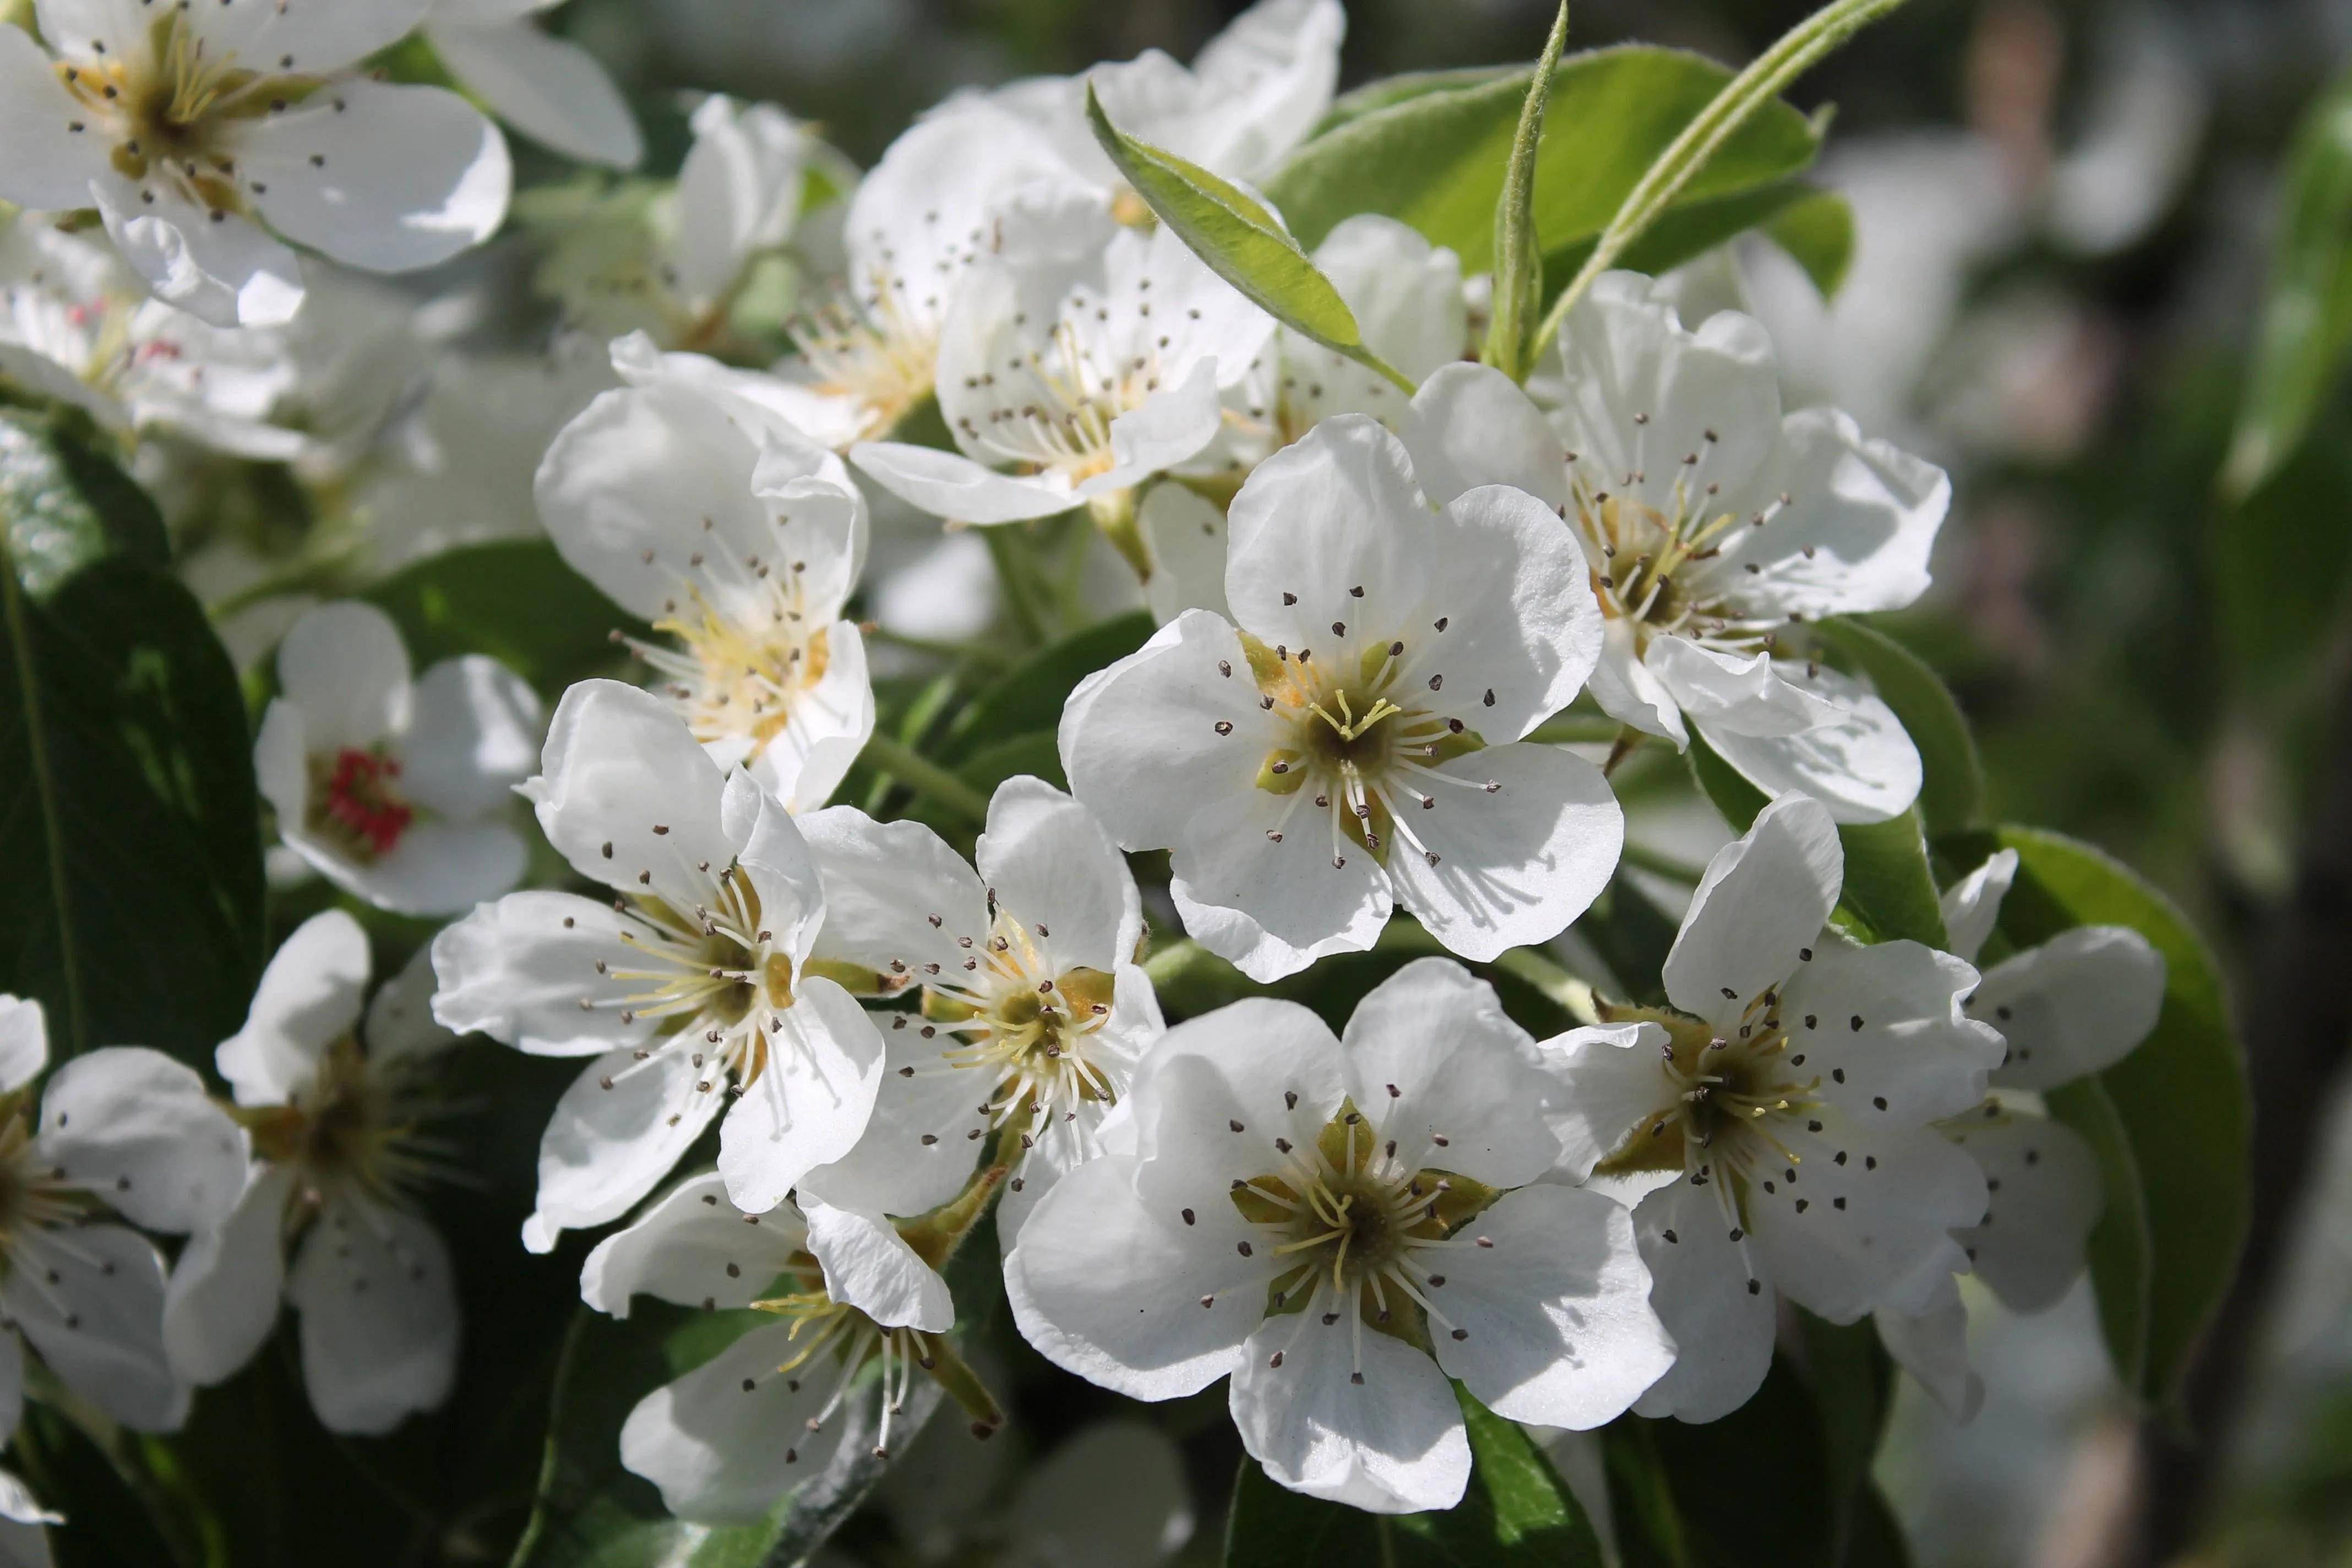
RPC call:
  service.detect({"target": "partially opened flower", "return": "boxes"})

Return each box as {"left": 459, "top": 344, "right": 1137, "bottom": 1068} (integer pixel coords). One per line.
{"left": 422, "top": 0, "right": 641, "bottom": 170}
{"left": 1007, "top": 961, "right": 1673, "bottom": 1513}
{"left": 0, "top": 996, "right": 248, "bottom": 1434}
{"left": 162, "top": 914, "right": 463, "bottom": 1435}
{"left": 580, "top": 1172, "right": 963, "bottom": 1521}
{"left": 255, "top": 601, "right": 542, "bottom": 916}
{"left": 1543, "top": 795, "right": 2002, "bottom": 1422}
{"left": 1408, "top": 273, "right": 1951, "bottom": 822}
{"left": 0, "top": 0, "right": 511, "bottom": 326}
{"left": 431, "top": 680, "right": 885, "bottom": 1249}
{"left": 794, "top": 776, "right": 1164, "bottom": 1240}
{"left": 851, "top": 222, "right": 1273, "bottom": 528}
{"left": 0, "top": 217, "right": 302, "bottom": 459}
{"left": 1060, "top": 415, "right": 1620, "bottom": 982}
{"left": 535, "top": 352, "right": 874, "bottom": 812}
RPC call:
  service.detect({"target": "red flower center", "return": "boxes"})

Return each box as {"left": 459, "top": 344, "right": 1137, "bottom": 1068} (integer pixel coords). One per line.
{"left": 320, "top": 748, "right": 414, "bottom": 858}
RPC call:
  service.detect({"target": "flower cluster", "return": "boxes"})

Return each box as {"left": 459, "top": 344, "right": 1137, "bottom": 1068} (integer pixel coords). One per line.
{"left": 0, "top": 0, "right": 2195, "bottom": 1551}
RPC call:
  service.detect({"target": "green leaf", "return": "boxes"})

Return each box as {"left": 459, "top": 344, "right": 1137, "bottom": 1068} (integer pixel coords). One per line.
{"left": 1952, "top": 826, "right": 2250, "bottom": 1413}
{"left": 1223, "top": 1385, "right": 1603, "bottom": 1566}
{"left": 363, "top": 541, "right": 640, "bottom": 702}
{"left": 1623, "top": 1358, "right": 1842, "bottom": 1567}
{"left": 2211, "top": 436, "right": 2352, "bottom": 702}
{"left": 935, "top": 610, "right": 1153, "bottom": 765}
{"left": 2223, "top": 64, "right": 2352, "bottom": 500}
{"left": 0, "top": 411, "right": 264, "bottom": 1063}
{"left": 510, "top": 1303, "right": 938, "bottom": 1568}
{"left": 1084, "top": 88, "right": 1411, "bottom": 393}
{"left": 1761, "top": 185, "right": 1857, "bottom": 298}
{"left": 1265, "top": 45, "right": 1823, "bottom": 273}
{"left": 1686, "top": 737, "right": 1947, "bottom": 946}
{"left": 1796, "top": 1312, "right": 1896, "bottom": 1559}
{"left": 1815, "top": 617, "right": 1986, "bottom": 837}
{"left": 1482, "top": 4, "right": 1572, "bottom": 382}
{"left": 2043, "top": 1073, "right": 2155, "bottom": 1391}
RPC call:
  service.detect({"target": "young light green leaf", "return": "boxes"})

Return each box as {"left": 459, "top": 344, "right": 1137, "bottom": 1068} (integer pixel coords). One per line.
{"left": 1268, "top": 45, "right": 1823, "bottom": 271}
{"left": 1084, "top": 86, "right": 1414, "bottom": 394}
{"left": 2222, "top": 64, "right": 2352, "bottom": 500}
{"left": 1959, "top": 826, "right": 2250, "bottom": 1415}
{"left": 1814, "top": 617, "right": 1986, "bottom": 837}
{"left": 1483, "top": 3, "right": 1573, "bottom": 382}
{"left": 1761, "top": 184, "right": 1858, "bottom": 297}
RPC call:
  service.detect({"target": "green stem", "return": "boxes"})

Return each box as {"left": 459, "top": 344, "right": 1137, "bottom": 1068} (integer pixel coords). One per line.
{"left": 861, "top": 624, "right": 1016, "bottom": 670}
{"left": 1619, "top": 838, "right": 1708, "bottom": 884}
{"left": 981, "top": 525, "right": 1053, "bottom": 646}
{"left": 1526, "top": 712, "right": 1627, "bottom": 744}
{"left": 1530, "top": 0, "right": 1911, "bottom": 361}
{"left": 859, "top": 734, "right": 990, "bottom": 826}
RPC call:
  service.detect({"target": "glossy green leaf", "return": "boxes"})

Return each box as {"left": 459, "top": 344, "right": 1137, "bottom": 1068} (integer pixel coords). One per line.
{"left": 2223, "top": 64, "right": 2352, "bottom": 500}
{"left": 510, "top": 1303, "right": 938, "bottom": 1568}
{"left": 935, "top": 610, "right": 1152, "bottom": 764}
{"left": 1953, "top": 826, "right": 2249, "bottom": 1413}
{"left": 1086, "top": 88, "right": 1409, "bottom": 390}
{"left": 1761, "top": 184, "right": 1857, "bottom": 298}
{"left": 1687, "top": 738, "right": 1947, "bottom": 946}
{"left": 1482, "top": 4, "right": 1572, "bottom": 382}
{"left": 1265, "top": 45, "right": 1823, "bottom": 273}
{"left": 0, "top": 411, "right": 263, "bottom": 1062}
{"left": 364, "top": 540, "right": 641, "bottom": 703}
{"left": 1224, "top": 1385, "right": 1603, "bottom": 1567}
{"left": 1815, "top": 617, "right": 1986, "bottom": 837}
{"left": 2043, "top": 1073, "right": 2156, "bottom": 1391}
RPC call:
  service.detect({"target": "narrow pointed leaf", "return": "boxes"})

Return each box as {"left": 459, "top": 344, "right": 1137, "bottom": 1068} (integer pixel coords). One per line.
{"left": 1483, "top": 4, "right": 1572, "bottom": 380}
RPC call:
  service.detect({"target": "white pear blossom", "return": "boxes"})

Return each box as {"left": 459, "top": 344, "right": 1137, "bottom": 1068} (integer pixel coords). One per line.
{"left": 1008, "top": 961, "right": 1672, "bottom": 1513}
{"left": 794, "top": 776, "right": 1165, "bottom": 1240}
{"left": 535, "top": 342, "right": 875, "bottom": 812}
{"left": 0, "top": 1469, "right": 59, "bottom": 1568}
{"left": 0, "top": 0, "right": 511, "bottom": 327}
{"left": 0, "top": 217, "right": 301, "bottom": 458}
{"left": 851, "top": 221, "right": 1274, "bottom": 526}
{"left": 254, "top": 601, "right": 542, "bottom": 916}
{"left": 431, "top": 679, "right": 886, "bottom": 1250}
{"left": 1408, "top": 273, "right": 1950, "bottom": 822}
{"left": 986, "top": 0, "right": 1345, "bottom": 196}
{"left": 580, "top": 1172, "right": 957, "bottom": 1521}
{"left": 423, "top": 0, "right": 641, "bottom": 170}
{"left": 1870, "top": 850, "right": 2166, "bottom": 1414}
{"left": 1059, "top": 415, "right": 1621, "bottom": 982}
{"left": 162, "top": 915, "right": 462, "bottom": 1435}
{"left": 0, "top": 997, "right": 248, "bottom": 1435}
{"left": 1543, "top": 796, "right": 2003, "bottom": 1422}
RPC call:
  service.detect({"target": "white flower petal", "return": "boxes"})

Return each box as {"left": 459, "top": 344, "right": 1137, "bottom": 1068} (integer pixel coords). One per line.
{"left": 1338, "top": 959, "right": 1558, "bottom": 1186}
{"left": 976, "top": 776, "right": 1142, "bottom": 974}
{"left": 1875, "top": 1276, "right": 1981, "bottom": 1421}
{"left": 37, "top": 1047, "right": 247, "bottom": 1234}
{"left": 430, "top": 890, "right": 656, "bottom": 1057}
{"left": 1627, "top": 1175, "right": 1774, "bottom": 1422}
{"left": 1007, "top": 1422, "right": 1194, "bottom": 1567}
{"left": 671, "top": 96, "right": 807, "bottom": 302}
{"left": 1536, "top": 1021, "right": 1674, "bottom": 1181}
{"left": 726, "top": 770, "right": 828, "bottom": 961}
{"left": 92, "top": 180, "right": 306, "bottom": 329}
{"left": 1745, "top": 1112, "right": 1985, "bottom": 1324}
{"left": 1416, "top": 484, "right": 1603, "bottom": 738}
{"left": 162, "top": 1163, "right": 293, "bottom": 1386}
{"left": 1585, "top": 619, "right": 1687, "bottom": 744}
{"left": 797, "top": 1020, "right": 992, "bottom": 1222}
{"left": 1060, "top": 609, "right": 1267, "bottom": 852}
{"left": 246, "top": 82, "right": 510, "bottom": 274}
{"left": 1177, "top": 0, "right": 1345, "bottom": 178}
{"left": 1947, "top": 1110, "right": 2104, "bottom": 1312}
{"left": 275, "top": 601, "right": 412, "bottom": 752}
{"left": 580, "top": 1172, "right": 806, "bottom": 1318}
{"left": 1384, "top": 742, "right": 1623, "bottom": 963}
{"left": 1140, "top": 482, "right": 1231, "bottom": 624}
{"left": 1094, "top": 360, "right": 1226, "bottom": 493}
{"left": 744, "top": 619, "right": 874, "bottom": 815}
{"left": 400, "top": 656, "right": 542, "bottom": 820}
{"left": 1223, "top": 415, "right": 1431, "bottom": 648}
{"left": 1168, "top": 786, "right": 1391, "bottom": 983}
{"left": 1939, "top": 850, "right": 2017, "bottom": 965}
{"left": 0, "top": 26, "right": 110, "bottom": 210}
{"left": 287, "top": 1195, "right": 458, "bottom": 1434}
{"left": 1315, "top": 214, "right": 1464, "bottom": 386}
{"left": 1714, "top": 406, "right": 1948, "bottom": 619}
{"left": 1647, "top": 640, "right": 1836, "bottom": 740}
{"left": 1778, "top": 934, "right": 2001, "bottom": 1125}
{"left": 523, "top": 679, "right": 738, "bottom": 907}
{"left": 1974, "top": 927, "right": 2166, "bottom": 1091}
{"left": 1663, "top": 793, "right": 1843, "bottom": 1028}
{"left": 1230, "top": 1305, "right": 1468, "bottom": 1515}
{"left": 362, "top": 942, "right": 458, "bottom": 1066}
{"left": 6, "top": 1224, "right": 184, "bottom": 1432}
{"left": 526, "top": 1046, "right": 726, "bottom": 1252}
{"left": 801, "top": 1197, "right": 952, "bottom": 1332}
{"left": 329, "top": 817, "right": 529, "bottom": 918}
{"left": 798, "top": 807, "right": 988, "bottom": 977}
{"left": 184, "top": 0, "right": 429, "bottom": 73}
{"left": 715, "top": 978, "right": 886, "bottom": 1214}
{"left": 427, "top": 20, "right": 640, "bottom": 168}
{"left": 1432, "top": 1184, "right": 1671, "bottom": 1429}
{"left": 1404, "top": 361, "right": 1567, "bottom": 508}
{"left": 0, "top": 997, "right": 50, "bottom": 1095}
{"left": 619, "top": 1317, "right": 847, "bottom": 1523}
{"left": 1696, "top": 666, "right": 1923, "bottom": 825}
{"left": 848, "top": 440, "right": 1074, "bottom": 524}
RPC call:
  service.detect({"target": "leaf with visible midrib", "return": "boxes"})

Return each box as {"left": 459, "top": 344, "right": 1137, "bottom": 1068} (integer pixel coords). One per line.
{"left": 0, "top": 409, "right": 263, "bottom": 1063}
